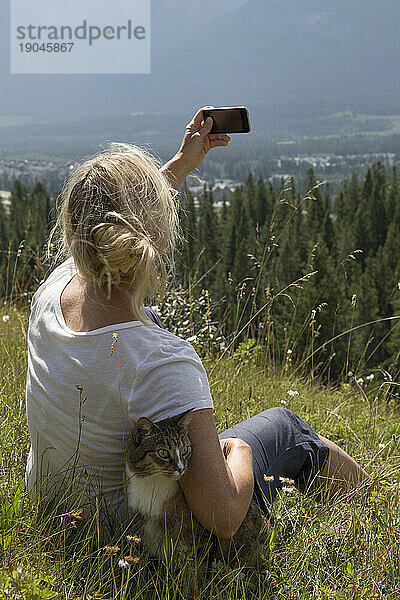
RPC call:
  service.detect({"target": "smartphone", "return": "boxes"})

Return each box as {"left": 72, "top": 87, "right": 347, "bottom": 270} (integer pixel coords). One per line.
{"left": 202, "top": 106, "right": 251, "bottom": 134}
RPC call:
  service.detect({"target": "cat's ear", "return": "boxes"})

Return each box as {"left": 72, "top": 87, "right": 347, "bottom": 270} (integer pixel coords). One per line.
{"left": 176, "top": 409, "right": 195, "bottom": 431}
{"left": 132, "top": 417, "right": 155, "bottom": 443}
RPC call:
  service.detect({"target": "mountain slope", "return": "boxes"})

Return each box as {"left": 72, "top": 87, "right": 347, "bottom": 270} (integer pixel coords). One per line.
{"left": 0, "top": 0, "right": 399, "bottom": 126}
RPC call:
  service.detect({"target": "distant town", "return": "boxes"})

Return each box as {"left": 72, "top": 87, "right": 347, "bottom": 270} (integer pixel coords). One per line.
{"left": 0, "top": 150, "right": 397, "bottom": 207}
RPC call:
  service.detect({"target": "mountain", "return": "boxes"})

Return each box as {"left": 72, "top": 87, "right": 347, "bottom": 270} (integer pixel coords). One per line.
{"left": 151, "top": 0, "right": 400, "bottom": 123}
{"left": 0, "top": 0, "right": 399, "bottom": 131}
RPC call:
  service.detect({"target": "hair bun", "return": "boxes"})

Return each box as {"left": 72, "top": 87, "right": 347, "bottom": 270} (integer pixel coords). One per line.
{"left": 50, "top": 142, "right": 183, "bottom": 323}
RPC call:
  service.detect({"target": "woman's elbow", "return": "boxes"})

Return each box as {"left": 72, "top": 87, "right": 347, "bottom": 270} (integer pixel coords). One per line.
{"left": 201, "top": 506, "right": 246, "bottom": 540}
{"left": 216, "top": 522, "right": 241, "bottom": 541}
{"left": 195, "top": 483, "right": 254, "bottom": 540}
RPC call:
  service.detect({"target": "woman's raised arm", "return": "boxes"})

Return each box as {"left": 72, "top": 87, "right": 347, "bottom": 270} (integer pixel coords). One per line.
{"left": 160, "top": 105, "right": 231, "bottom": 189}
{"left": 178, "top": 408, "right": 254, "bottom": 540}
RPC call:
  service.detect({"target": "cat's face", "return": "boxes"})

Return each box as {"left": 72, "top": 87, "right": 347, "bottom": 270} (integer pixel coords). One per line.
{"left": 127, "top": 412, "right": 192, "bottom": 480}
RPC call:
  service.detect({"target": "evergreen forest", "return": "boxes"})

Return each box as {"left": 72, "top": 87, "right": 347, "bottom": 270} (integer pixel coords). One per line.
{"left": 1, "top": 162, "right": 400, "bottom": 384}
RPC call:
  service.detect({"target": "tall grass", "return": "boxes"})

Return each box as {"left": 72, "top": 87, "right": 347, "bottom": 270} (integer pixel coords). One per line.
{"left": 2, "top": 303, "right": 400, "bottom": 597}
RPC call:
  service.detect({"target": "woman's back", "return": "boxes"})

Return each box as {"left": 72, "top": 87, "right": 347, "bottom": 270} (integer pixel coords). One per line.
{"left": 25, "top": 257, "right": 214, "bottom": 527}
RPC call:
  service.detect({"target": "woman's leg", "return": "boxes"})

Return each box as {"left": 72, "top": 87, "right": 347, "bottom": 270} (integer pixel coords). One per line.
{"left": 298, "top": 434, "right": 375, "bottom": 497}
{"left": 219, "top": 407, "right": 331, "bottom": 510}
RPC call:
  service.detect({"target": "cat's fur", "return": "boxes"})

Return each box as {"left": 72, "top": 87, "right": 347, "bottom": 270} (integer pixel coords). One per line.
{"left": 125, "top": 412, "right": 270, "bottom": 567}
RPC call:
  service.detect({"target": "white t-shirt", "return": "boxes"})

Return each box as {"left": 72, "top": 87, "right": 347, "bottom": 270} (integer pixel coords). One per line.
{"left": 25, "top": 257, "right": 214, "bottom": 530}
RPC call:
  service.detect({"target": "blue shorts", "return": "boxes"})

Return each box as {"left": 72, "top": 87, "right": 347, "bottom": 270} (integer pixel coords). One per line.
{"left": 218, "top": 407, "right": 330, "bottom": 515}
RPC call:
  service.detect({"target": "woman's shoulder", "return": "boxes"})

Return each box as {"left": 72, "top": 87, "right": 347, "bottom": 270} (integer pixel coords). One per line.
{"left": 31, "top": 257, "right": 76, "bottom": 309}
{"left": 127, "top": 327, "right": 213, "bottom": 423}
{"left": 127, "top": 324, "right": 203, "bottom": 366}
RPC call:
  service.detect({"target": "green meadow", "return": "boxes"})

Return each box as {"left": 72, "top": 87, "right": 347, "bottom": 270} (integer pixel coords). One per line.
{"left": 1, "top": 297, "right": 400, "bottom": 599}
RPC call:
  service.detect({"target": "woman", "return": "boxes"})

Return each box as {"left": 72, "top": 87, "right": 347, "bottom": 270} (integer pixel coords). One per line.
{"left": 25, "top": 106, "right": 373, "bottom": 542}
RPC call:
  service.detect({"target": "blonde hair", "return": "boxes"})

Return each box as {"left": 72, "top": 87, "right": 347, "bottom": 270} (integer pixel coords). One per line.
{"left": 48, "top": 143, "right": 182, "bottom": 325}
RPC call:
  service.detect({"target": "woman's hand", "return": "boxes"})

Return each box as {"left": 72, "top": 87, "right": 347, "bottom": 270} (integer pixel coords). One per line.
{"left": 160, "top": 106, "right": 231, "bottom": 189}
{"left": 220, "top": 437, "right": 251, "bottom": 460}
{"left": 177, "top": 106, "right": 231, "bottom": 173}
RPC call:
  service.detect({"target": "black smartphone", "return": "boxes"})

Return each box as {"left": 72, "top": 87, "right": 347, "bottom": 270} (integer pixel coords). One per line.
{"left": 202, "top": 106, "right": 251, "bottom": 134}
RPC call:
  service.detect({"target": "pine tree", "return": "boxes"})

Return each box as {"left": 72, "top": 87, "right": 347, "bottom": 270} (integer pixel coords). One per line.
{"left": 355, "top": 163, "right": 387, "bottom": 258}
{"left": 196, "top": 186, "right": 219, "bottom": 289}
{"left": 294, "top": 239, "right": 347, "bottom": 379}
{"left": 385, "top": 166, "right": 398, "bottom": 224}
{"left": 334, "top": 173, "right": 361, "bottom": 262}
{"left": 386, "top": 262, "right": 400, "bottom": 371}
{"left": 303, "top": 168, "right": 327, "bottom": 245}
{"left": 9, "top": 179, "right": 30, "bottom": 248}
{"left": 322, "top": 184, "right": 335, "bottom": 252}
{"left": 244, "top": 172, "right": 256, "bottom": 229}
{"left": 0, "top": 196, "right": 9, "bottom": 297}
{"left": 254, "top": 176, "right": 269, "bottom": 228}
{"left": 176, "top": 184, "right": 198, "bottom": 287}
{"left": 350, "top": 257, "right": 383, "bottom": 370}
{"left": 29, "top": 182, "right": 50, "bottom": 249}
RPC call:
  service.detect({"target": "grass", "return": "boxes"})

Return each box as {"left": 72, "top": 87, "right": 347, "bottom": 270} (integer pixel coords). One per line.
{"left": 1, "top": 300, "right": 400, "bottom": 599}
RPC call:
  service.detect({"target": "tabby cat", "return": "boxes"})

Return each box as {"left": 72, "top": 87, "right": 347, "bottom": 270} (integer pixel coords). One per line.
{"left": 125, "top": 412, "right": 270, "bottom": 566}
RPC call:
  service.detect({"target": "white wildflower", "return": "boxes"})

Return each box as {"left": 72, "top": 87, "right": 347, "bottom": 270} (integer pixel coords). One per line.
{"left": 280, "top": 399, "right": 287, "bottom": 405}
{"left": 127, "top": 535, "right": 141, "bottom": 543}
{"left": 282, "top": 486, "right": 295, "bottom": 494}
{"left": 356, "top": 377, "right": 364, "bottom": 385}
{"left": 366, "top": 374, "right": 375, "bottom": 382}
{"left": 286, "top": 349, "right": 293, "bottom": 355}
{"left": 118, "top": 559, "right": 130, "bottom": 569}
{"left": 264, "top": 474, "right": 274, "bottom": 482}
{"left": 2, "top": 315, "right": 10, "bottom": 323}
{"left": 287, "top": 390, "right": 299, "bottom": 397}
